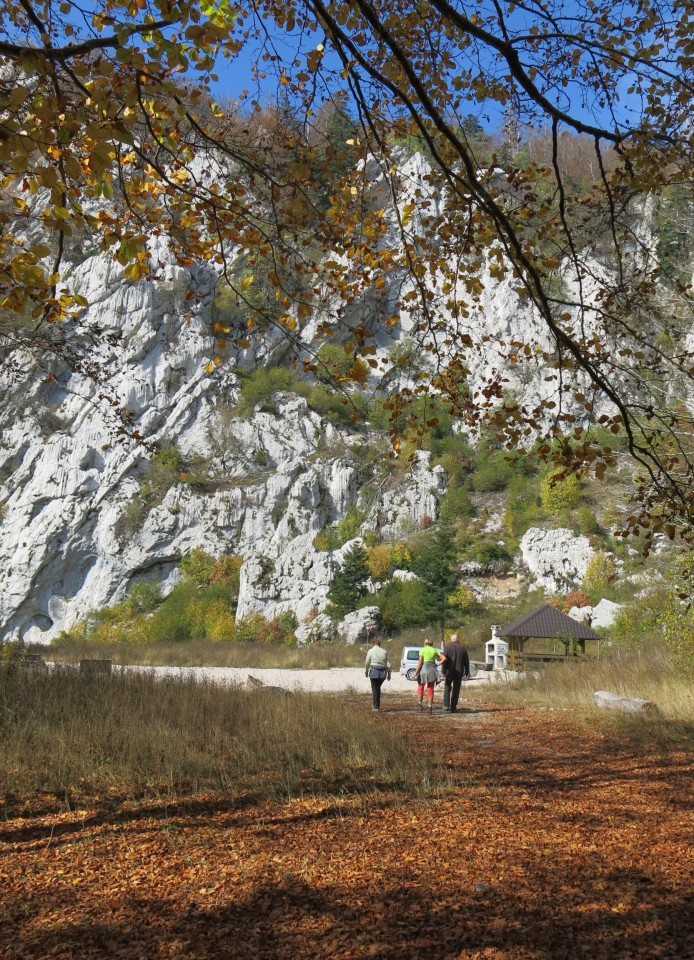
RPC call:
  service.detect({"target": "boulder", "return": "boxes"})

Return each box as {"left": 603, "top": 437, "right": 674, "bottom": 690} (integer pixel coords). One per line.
{"left": 591, "top": 598, "right": 623, "bottom": 628}
{"left": 569, "top": 598, "right": 623, "bottom": 628}
{"left": 294, "top": 613, "right": 336, "bottom": 646}
{"left": 246, "top": 675, "right": 291, "bottom": 695}
{"left": 336, "top": 606, "right": 381, "bottom": 645}
{"left": 593, "top": 690, "right": 657, "bottom": 713}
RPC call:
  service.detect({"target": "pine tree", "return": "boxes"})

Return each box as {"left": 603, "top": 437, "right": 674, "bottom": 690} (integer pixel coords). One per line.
{"left": 327, "top": 543, "right": 370, "bottom": 618}
{"left": 412, "top": 525, "right": 459, "bottom": 642}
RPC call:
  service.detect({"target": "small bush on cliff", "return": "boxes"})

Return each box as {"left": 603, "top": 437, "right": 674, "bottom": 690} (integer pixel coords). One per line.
{"left": 540, "top": 470, "right": 582, "bottom": 514}
{"left": 181, "top": 549, "right": 243, "bottom": 596}
{"left": 233, "top": 367, "right": 296, "bottom": 417}
{"left": 314, "top": 507, "right": 366, "bottom": 551}
{"left": 582, "top": 551, "right": 617, "bottom": 595}
{"left": 114, "top": 443, "right": 187, "bottom": 541}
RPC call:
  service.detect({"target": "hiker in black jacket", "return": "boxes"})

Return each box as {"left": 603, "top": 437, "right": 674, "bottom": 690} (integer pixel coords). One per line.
{"left": 441, "top": 633, "right": 470, "bottom": 713}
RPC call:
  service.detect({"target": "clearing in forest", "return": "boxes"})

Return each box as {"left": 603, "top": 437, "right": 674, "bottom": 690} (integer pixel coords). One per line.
{"left": 1, "top": 698, "right": 692, "bottom": 960}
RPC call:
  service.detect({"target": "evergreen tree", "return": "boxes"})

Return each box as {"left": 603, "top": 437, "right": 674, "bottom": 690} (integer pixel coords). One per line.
{"left": 412, "top": 525, "right": 459, "bottom": 641}
{"left": 327, "top": 543, "right": 370, "bottom": 618}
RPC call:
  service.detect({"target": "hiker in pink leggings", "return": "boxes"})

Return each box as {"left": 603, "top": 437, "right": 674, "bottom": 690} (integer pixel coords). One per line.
{"left": 413, "top": 637, "right": 443, "bottom": 715}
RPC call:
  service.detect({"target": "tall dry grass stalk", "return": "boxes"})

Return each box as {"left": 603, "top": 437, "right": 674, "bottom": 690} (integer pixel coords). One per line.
{"left": 0, "top": 664, "right": 447, "bottom": 809}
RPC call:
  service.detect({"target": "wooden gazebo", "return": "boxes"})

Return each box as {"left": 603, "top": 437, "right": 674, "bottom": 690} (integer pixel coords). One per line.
{"left": 497, "top": 604, "right": 600, "bottom": 670}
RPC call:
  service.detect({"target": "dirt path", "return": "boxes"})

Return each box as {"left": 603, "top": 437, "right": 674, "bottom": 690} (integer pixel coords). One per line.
{"left": 2, "top": 698, "right": 692, "bottom": 960}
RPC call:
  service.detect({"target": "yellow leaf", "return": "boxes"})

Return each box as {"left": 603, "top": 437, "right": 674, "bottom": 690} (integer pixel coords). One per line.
{"left": 241, "top": 275, "right": 253, "bottom": 290}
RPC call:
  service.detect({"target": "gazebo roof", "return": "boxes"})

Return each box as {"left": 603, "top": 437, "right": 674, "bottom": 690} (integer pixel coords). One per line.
{"left": 497, "top": 604, "right": 600, "bottom": 640}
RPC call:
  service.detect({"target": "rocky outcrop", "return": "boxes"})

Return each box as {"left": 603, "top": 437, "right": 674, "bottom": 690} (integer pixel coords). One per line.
{"left": 295, "top": 613, "right": 336, "bottom": 646}
{"left": 569, "top": 598, "right": 623, "bottom": 629}
{"left": 336, "top": 607, "right": 382, "bottom": 645}
{"left": 519, "top": 528, "right": 593, "bottom": 594}
{"left": 0, "top": 237, "right": 449, "bottom": 641}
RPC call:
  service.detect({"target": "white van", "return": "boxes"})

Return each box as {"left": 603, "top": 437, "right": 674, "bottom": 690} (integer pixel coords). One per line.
{"left": 399, "top": 645, "right": 445, "bottom": 681}
{"left": 399, "top": 645, "right": 478, "bottom": 681}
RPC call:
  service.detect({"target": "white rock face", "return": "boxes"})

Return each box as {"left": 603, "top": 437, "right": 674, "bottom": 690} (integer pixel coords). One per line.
{"left": 0, "top": 237, "right": 449, "bottom": 641}
{"left": 519, "top": 528, "right": 594, "bottom": 594}
{"left": 362, "top": 452, "right": 446, "bottom": 538}
{"left": 1, "top": 155, "right": 670, "bottom": 642}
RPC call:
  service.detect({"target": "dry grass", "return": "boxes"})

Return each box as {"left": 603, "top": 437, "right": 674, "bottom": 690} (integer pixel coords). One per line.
{"left": 45, "top": 634, "right": 490, "bottom": 669}
{"left": 465, "top": 645, "right": 694, "bottom": 749}
{"left": 46, "top": 638, "right": 374, "bottom": 669}
{"left": 0, "top": 664, "right": 448, "bottom": 810}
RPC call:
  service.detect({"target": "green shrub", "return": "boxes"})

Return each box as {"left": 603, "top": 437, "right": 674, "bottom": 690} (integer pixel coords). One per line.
{"left": 368, "top": 577, "right": 430, "bottom": 631}
{"left": 582, "top": 551, "right": 617, "bottom": 595}
{"left": 314, "top": 507, "right": 366, "bottom": 552}
{"left": 315, "top": 342, "right": 369, "bottom": 385}
{"left": 387, "top": 337, "right": 424, "bottom": 375}
{"left": 432, "top": 433, "right": 475, "bottom": 484}
{"left": 365, "top": 397, "right": 392, "bottom": 432}
{"left": 114, "top": 442, "right": 186, "bottom": 541}
{"left": 471, "top": 444, "right": 517, "bottom": 492}
{"left": 142, "top": 582, "right": 212, "bottom": 643}
{"left": 540, "top": 470, "right": 581, "bottom": 514}
{"left": 337, "top": 506, "right": 366, "bottom": 542}
{"left": 234, "top": 367, "right": 296, "bottom": 416}
{"left": 503, "top": 474, "right": 542, "bottom": 538}
{"left": 438, "top": 485, "right": 475, "bottom": 523}
{"left": 390, "top": 542, "right": 413, "bottom": 570}
{"left": 448, "top": 585, "right": 478, "bottom": 615}
{"left": 366, "top": 543, "right": 392, "bottom": 581}
{"left": 609, "top": 594, "right": 665, "bottom": 647}
{"left": 366, "top": 394, "right": 454, "bottom": 448}
{"left": 126, "top": 581, "right": 162, "bottom": 613}
{"left": 181, "top": 549, "right": 243, "bottom": 595}
{"left": 575, "top": 505, "right": 605, "bottom": 539}
{"left": 314, "top": 528, "right": 340, "bottom": 551}
{"left": 180, "top": 548, "right": 216, "bottom": 585}
{"left": 233, "top": 612, "right": 297, "bottom": 644}
{"left": 327, "top": 543, "right": 370, "bottom": 617}
{"left": 305, "top": 383, "right": 368, "bottom": 424}
{"left": 467, "top": 540, "right": 513, "bottom": 569}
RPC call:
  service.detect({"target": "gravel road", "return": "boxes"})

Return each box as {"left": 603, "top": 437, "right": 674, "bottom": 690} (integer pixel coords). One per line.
{"left": 116, "top": 663, "right": 500, "bottom": 693}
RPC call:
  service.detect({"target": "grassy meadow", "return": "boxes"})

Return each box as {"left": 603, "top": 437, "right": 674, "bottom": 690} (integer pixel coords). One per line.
{"left": 1, "top": 631, "right": 691, "bottom": 813}
{"left": 0, "top": 663, "right": 453, "bottom": 810}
